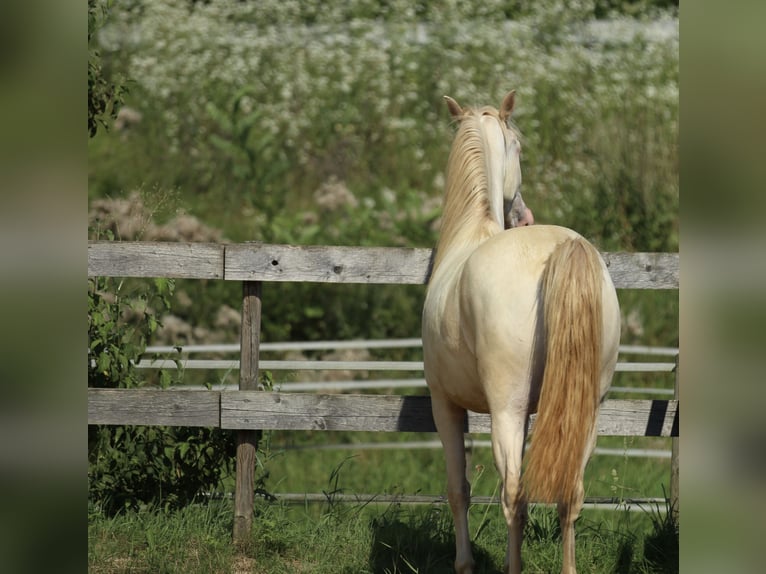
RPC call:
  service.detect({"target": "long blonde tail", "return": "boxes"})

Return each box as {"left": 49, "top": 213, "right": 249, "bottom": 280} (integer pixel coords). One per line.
{"left": 522, "top": 237, "right": 603, "bottom": 506}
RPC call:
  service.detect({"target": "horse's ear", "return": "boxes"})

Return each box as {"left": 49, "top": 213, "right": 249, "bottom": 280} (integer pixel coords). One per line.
{"left": 444, "top": 96, "right": 464, "bottom": 119}
{"left": 499, "top": 90, "right": 516, "bottom": 122}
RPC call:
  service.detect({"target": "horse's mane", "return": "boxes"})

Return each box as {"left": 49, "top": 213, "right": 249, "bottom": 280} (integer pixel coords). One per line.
{"left": 432, "top": 107, "right": 520, "bottom": 272}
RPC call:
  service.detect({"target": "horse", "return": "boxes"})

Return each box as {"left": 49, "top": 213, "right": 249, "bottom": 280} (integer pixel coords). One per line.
{"left": 421, "top": 91, "right": 621, "bottom": 574}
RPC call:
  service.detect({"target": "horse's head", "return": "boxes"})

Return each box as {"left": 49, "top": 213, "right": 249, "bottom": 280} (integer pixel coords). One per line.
{"left": 444, "top": 90, "right": 534, "bottom": 229}
{"left": 505, "top": 187, "right": 535, "bottom": 228}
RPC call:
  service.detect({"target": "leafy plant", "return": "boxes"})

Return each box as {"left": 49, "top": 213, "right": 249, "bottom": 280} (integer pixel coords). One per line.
{"left": 204, "top": 89, "right": 290, "bottom": 215}
{"left": 525, "top": 505, "right": 562, "bottom": 542}
{"left": 88, "top": 0, "right": 126, "bottom": 137}
{"left": 88, "top": 272, "right": 236, "bottom": 514}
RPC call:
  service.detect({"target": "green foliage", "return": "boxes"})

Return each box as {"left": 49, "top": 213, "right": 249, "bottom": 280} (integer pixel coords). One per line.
{"left": 88, "top": 271, "right": 236, "bottom": 514}
{"left": 203, "top": 89, "right": 291, "bottom": 214}
{"left": 594, "top": 0, "right": 679, "bottom": 19}
{"left": 90, "top": 0, "right": 677, "bottom": 254}
{"left": 88, "top": 271, "right": 174, "bottom": 390}
{"left": 88, "top": 425, "right": 236, "bottom": 514}
{"left": 88, "top": 0, "right": 126, "bottom": 137}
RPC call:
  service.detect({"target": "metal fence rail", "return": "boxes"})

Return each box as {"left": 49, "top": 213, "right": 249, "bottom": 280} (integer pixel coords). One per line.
{"left": 144, "top": 339, "right": 678, "bottom": 356}
{"left": 201, "top": 491, "right": 670, "bottom": 513}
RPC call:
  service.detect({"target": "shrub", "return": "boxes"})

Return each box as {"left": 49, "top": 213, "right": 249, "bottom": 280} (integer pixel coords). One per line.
{"left": 88, "top": 273, "right": 236, "bottom": 513}
{"left": 88, "top": 0, "right": 125, "bottom": 137}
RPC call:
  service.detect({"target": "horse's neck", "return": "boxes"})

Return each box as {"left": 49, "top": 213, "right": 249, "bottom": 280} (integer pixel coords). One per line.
{"left": 431, "top": 116, "right": 506, "bottom": 274}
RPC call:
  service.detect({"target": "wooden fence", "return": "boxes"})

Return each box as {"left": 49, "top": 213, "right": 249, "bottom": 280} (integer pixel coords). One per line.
{"left": 87, "top": 241, "right": 679, "bottom": 542}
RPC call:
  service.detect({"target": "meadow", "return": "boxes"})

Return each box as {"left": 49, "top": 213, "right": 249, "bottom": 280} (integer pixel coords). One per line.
{"left": 89, "top": 497, "right": 676, "bottom": 573}
{"left": 88, "top": 1, "right": 678, "bottom": 571}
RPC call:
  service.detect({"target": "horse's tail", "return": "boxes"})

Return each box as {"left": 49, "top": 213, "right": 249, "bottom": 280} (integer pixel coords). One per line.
{"left": 522, "top": 236, "right": 604, "bottom": 506}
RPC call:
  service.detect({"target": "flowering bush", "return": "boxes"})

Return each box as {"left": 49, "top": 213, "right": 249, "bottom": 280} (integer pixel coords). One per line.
{"left": 93, "top": 0, "right": 677, "bottom": 250}
{"left": 89, "top": 1, "right": 678, "bottom": 349}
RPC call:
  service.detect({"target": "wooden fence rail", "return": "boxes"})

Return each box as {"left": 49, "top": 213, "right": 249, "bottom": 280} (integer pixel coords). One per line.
{"left": 88, "top": 389, "right": 678, "bottom": 437}
{"left": 88, "top": 241, "right": 679, "bottom": 288}
{"left": 87, "top": 240, "right": 680, "bottom": 541}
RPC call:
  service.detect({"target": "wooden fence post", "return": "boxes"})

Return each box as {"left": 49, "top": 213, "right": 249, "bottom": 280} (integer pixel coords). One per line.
{"left": 670, "top": 353, "right": 679, "bottom": 521}
{"left": 232, "top": 281, "right": 262, "bottom": 544}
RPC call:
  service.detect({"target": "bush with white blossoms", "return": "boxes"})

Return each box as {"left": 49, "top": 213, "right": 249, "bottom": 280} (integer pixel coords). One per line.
{"left": 94, "top": 0, "right": 677, "bottom": 252}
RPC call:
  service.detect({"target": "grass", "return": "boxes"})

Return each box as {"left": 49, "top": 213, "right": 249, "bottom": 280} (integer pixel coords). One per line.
{"left": 89, "top": 425, "right": 676, "bottom": 573}
{"left": 88, "top": 496, "right": 678, "bottom": 573}
{"left": 88, "top": 501, "right": 237, "bottom": 573}
{"left": 249, "top": 432, "right": 671, "bottom": 500}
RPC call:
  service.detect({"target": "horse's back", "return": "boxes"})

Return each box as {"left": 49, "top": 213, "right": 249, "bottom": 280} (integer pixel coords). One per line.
{"left": 469, "top": 224, "right": 580, "bottom": 270}
{"left": 464, "top": 224, "right": 614, "bottom": 302}
{"left": 461, "top": 225, "right": 583, "bottom": 310}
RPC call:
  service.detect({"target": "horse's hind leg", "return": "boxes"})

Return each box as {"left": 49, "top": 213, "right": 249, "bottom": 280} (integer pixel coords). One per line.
{"left": 558, "top": 429, "right": 597, "bottom": 574}
{"left": 558, "top": 485, "right": 584, "bottom": 574}
{"left": 431, "top": 392, "right": 474, "bottom": 574}
{"left": 490, "top": 412, "right": 527, "bottom": 574}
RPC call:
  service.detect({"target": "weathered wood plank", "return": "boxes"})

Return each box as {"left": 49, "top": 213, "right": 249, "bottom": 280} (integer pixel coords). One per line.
{"left": 88, "top": 388, "right": 220, "bottom": 426}
{"left": 88, "top": 389, "right": 677, "bottom": 437}
{"left": 87, "top": 241, "right": 224, "bottom": 279}
{"left": 452, "top": 399, "right": 678, "bottom": 436}
{"left": 224, "top": 243, "right": 434, "bottom": 284}
{"left": 233, "top": 281, "right": 262, "bottom": 544}
{"left": 225, "top": 244, "right": 677, "bottom": 288}
{"left": 88, "top": 241, "right": 678, "bottom": 288}
{"left": 239, "top": 281, "right": 263, "bottom": 392}
{"left": 221, "top": 392, "right": 678, "bottom": 437}
{"left": 595, "top": 399, "right": 678, "bottom": 437}
{"left": 222, "top": 392, "right": 437, "bottom": 432}
{"left": 602, "top": 251, "right": 678, "bottom": 289}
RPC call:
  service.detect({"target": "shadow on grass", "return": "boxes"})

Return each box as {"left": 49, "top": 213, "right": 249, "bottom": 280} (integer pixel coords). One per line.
{"left": 365, "top": 502, "right": 678, "bottom": 574}
{"left": 579, "top": 501, "right": 679, "bottom": 574}
{"left": 642, "top": 503, "right": 679, "bottom": 574}
{"left": 367, "top": 506, "right": 500, "bottom": 574}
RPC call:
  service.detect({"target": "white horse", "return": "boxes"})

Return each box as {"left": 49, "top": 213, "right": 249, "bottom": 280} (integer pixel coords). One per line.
{"left": 422, "top": 91, "right": 621, "bottom": 574}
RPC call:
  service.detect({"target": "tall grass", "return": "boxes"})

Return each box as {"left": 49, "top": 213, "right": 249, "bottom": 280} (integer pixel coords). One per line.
{"left": 88, "top": 490, "right": 678, "bottom": 573}
{"left": 88, "top": 501, "right": 237, "bottom": 573}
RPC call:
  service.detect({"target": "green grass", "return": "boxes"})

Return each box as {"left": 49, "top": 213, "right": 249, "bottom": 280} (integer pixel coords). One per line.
{"left": 89, "top": 429, "right": 675, "bottom": 572}
{"left": 88, "top": 501, "right": 237, "bottom": 573}
{"left": 88, "top": 496, "right": 677, "bottom": 573}
{"left": 88, "top": 409, "right": 677, "bottom": 572}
